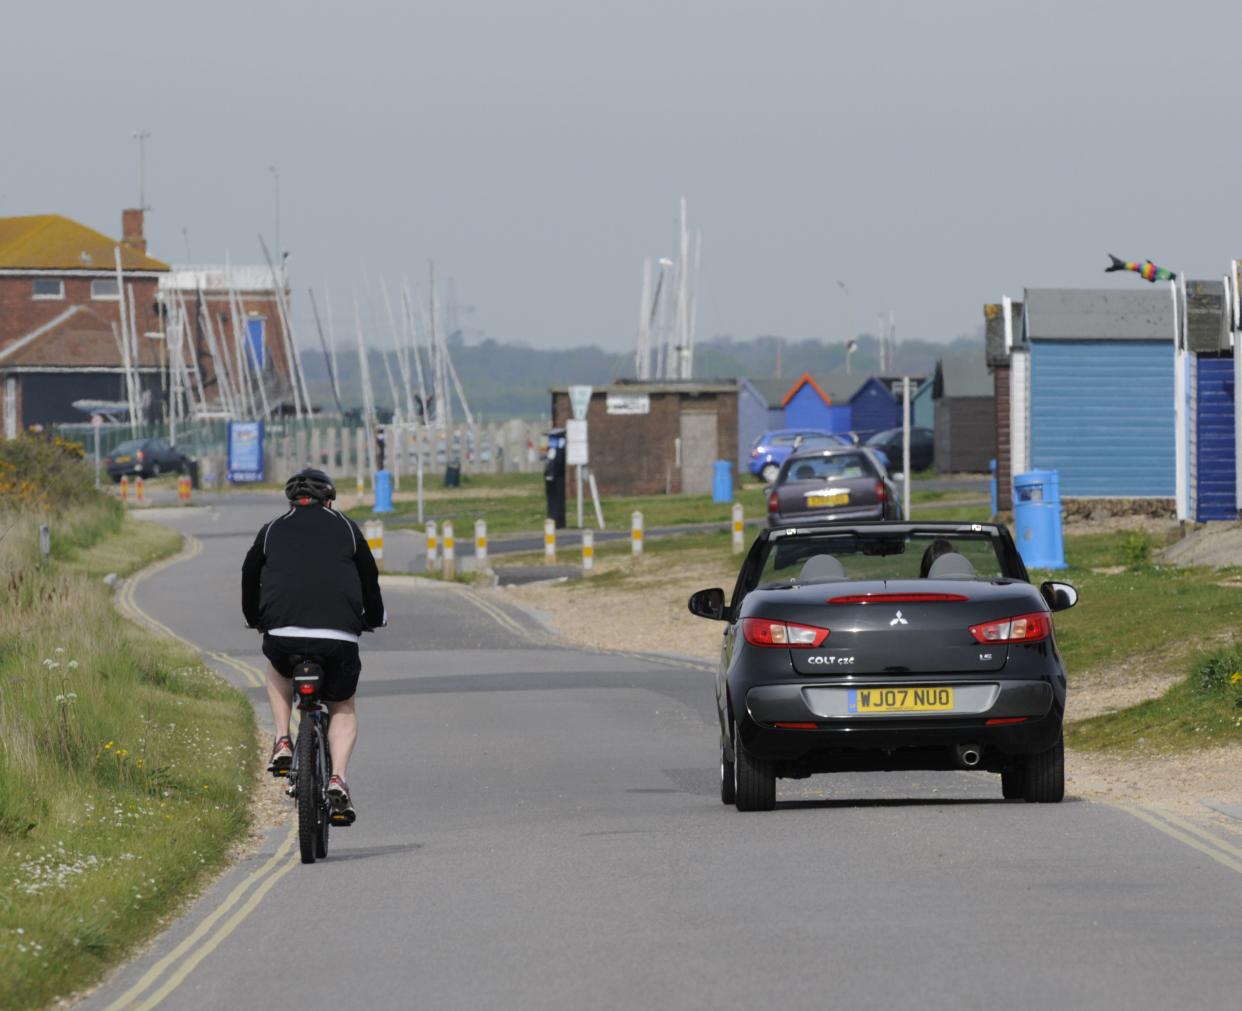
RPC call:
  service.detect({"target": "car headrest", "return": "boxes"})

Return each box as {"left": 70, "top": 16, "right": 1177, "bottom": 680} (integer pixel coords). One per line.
{"left": 926, "top": 552, "right": 977, "bottom": 580}
{"left": 793, "top": 464, "right": 815, "bottom": 480}
{"left": 799, "top": 554, "right": 847, "bottom": 582}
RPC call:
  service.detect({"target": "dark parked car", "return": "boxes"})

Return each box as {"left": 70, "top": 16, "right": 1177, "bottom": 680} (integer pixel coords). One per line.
{"left": 688, "top": 521, "right": 1078, "bottom": 810}
{"left": 105, "top": 438, "right": 189, "bottom": 481}
{"left": 748, "top": 429, "right": 850, "bottom": 483}
{"left": 866, "top": 426, "right": 935, "bottom": 472}
{"left": 767, "top": 447, "right": 900, "bottom": 526}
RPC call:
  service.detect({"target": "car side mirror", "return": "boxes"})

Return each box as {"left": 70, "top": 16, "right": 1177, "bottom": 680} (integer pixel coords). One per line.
{"left": 687, "top": 587, "right": 727, "bottom": 621}
{"left": 1040, "top": 581, "right": 1078, "bottom": 612}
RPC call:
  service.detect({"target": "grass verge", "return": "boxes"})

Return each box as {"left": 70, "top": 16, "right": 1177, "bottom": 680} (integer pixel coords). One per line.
{"left": 0, "top": 503, "right": 255, "bottom": 1010}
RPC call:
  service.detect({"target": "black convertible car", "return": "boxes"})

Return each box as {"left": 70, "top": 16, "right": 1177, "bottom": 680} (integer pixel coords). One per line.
{"left": 688, "top": 521, "right": 1078, "bottom": 811}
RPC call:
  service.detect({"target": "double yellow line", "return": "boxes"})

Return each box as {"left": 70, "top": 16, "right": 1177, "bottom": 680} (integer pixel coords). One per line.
{"left": 107, "top": 529, "right": 298, "bottom": 1008}
{"left": 1123, "top": 805, "right": 1242, "bottom": 875}
{"left": 116, "top": 533, "right": 264, "bottom": 688}
{"left": 101, "top": 828, "right": 298, "bottom": 1011}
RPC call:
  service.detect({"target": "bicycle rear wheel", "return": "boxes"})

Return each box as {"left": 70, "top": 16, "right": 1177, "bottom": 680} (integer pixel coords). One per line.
{"left": 296, "top": 722, "right": 321, "bottom": 864}
{"left": 315, "top": 719, "right": 330, "bottom": 859}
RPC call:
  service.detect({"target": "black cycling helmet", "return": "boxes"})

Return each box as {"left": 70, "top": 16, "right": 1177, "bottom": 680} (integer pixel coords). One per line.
{"left": 284, "top": 467, "right": 336, "bottom": 503}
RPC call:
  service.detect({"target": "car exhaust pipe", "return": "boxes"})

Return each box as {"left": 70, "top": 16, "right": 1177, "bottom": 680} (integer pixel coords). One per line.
{"left": 954, "top": 744, "right": 983, "bottom": 768}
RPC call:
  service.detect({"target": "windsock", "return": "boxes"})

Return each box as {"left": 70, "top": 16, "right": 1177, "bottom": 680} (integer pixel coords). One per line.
{"left": 1105, "top": 254, "right": 1176, "bottom": 283}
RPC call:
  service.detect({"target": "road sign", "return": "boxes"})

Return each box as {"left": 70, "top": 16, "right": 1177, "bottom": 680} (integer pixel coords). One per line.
{"left": 566, "top": 418, "right": 589, "bottom": 465}
{"left": 569, "top": 385, "right": 593, "bottom": 421}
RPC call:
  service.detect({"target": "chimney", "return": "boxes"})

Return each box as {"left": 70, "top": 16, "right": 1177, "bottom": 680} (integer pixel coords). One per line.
{"left": 121, "top": 208, "right": 146, "bottom": 255}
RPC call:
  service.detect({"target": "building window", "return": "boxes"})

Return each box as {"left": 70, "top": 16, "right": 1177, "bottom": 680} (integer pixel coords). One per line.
{"left": 32, "top": 278, "right": 64, "bottom": 300}
{"left": 91, "top": 278, "right": 120, "bottom": 300}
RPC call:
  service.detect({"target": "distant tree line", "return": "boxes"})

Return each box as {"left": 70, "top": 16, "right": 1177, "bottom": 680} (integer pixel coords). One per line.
{"left": 298, "top": 331, "right": 984, "bottom": 420}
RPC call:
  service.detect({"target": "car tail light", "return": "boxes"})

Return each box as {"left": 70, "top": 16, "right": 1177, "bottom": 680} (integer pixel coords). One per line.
{"left": 751, "top": 448, "right": 761, "bottom": 458}
{"left": 829, "top": 593, "right": 968, "bottom": 604}
{"left": 767, "top": 492, "right": 779, "bottom": 513}
{"left": 743, "top": 617, "right": 829, "bottom": 648}
{"left": 137, "top": 450, "right": 145, "bottom": 461}
{"left": 875, "top": 480, "right": 886, "bottom": 502}
{"left": 969, "top": 612, "right": 1051, "bottom": 644}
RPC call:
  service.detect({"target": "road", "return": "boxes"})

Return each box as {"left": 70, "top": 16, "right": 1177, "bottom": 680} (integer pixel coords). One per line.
{"left": 80, "top": 497, "right": 1242, "bottom": 1010}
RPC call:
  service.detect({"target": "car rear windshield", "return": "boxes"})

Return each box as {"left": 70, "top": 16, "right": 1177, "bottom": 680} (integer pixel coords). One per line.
{"left": 112, "top": 440, "right": 145, "bottom": 453}
{"left": 782, "top": 452, "right": 875, "bottom": 482}
{"left": 756, "top": 530, "right": 1009, "bottom": 586}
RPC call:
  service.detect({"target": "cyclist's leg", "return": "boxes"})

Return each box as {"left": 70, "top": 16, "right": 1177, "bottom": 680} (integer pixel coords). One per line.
{"left": 265, "top": 663, "right": 294, "bottom": 738}
{"left": 325, "top": 696, "right": 356, "bottom": 779}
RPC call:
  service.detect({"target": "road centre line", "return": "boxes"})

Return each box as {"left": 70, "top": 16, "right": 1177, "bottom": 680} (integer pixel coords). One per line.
{"left": 101, "top": 828, "right": 296, "bottom": 1011}
{"left": 1122, "top": 806, "right": 1242, "bottom": 876}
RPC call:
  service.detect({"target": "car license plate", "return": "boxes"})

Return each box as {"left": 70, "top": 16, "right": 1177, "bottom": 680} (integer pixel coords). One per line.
{"left": 114, "top": 454, "right": 132, "bottom": 463}
{"left": 848, "top": 686, "right": 954, "bottom": 714}
{"left": 807, "top": 491, "right": 849, "bottom": 507}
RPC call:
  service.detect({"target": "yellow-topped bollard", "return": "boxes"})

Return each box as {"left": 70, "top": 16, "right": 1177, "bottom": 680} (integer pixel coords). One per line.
{"left": 442, "top": 520, "right": 456, "bottom": 580}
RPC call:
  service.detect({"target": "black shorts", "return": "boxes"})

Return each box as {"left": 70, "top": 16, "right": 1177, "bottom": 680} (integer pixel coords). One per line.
{"left": 262, "top": 635, "right": 362, "bottom": 702}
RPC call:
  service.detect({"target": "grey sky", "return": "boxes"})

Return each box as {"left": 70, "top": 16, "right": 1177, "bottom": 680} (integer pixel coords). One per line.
{"left": 3, "top": 0, "right": 1239, "bottom": 352}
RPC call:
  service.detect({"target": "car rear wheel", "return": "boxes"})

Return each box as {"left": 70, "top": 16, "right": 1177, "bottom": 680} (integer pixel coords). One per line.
{"left": 761, "top": 463, "right": 780, "bottom": 483}
{"left": 1022, "top": 734, "right": 1064, "bottom": 803}
{"left": 733, "top": 723, "right": 775, "bottom": 812}
{"left": 720, "top": 737, "right": 736, "bottom": 805}
{"left": 1001, "top": 763, "right": 1025, "bottom": 800}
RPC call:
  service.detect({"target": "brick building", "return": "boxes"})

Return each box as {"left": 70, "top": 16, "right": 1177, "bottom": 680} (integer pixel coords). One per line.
{"left": 550, "top": 381, "right": 739, "bottom": 495}
{"left": 1, "top": 210, "right": 168, "bottom": 436}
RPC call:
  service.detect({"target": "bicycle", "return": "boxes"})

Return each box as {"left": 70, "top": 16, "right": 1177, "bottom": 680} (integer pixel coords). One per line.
{"left": 281, "top": 659, "right": 333, "bottom": 864}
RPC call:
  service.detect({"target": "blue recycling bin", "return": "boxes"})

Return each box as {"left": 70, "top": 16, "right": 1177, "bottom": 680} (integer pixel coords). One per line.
{"left": 1012, "top": 469, "right": 1065, "bottom": 570}
{"left": 373, "top": 469, "right": 394, "bottom": 514}
{"left": 712, "top": 460, "right": 734, "bottom": 503}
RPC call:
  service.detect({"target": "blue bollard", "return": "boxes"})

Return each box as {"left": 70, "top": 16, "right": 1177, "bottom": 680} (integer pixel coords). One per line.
{"left": 373, "top": 469, "right": 394, "bottom": 514}
{"left": 1012, "top": 469, "right": 1065, "bottom": 570}
{"left": 712, "top": 460, "right": 734, "bottom": 503}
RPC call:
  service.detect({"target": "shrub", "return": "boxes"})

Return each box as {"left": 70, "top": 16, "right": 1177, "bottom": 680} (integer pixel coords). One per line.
{"left": 0, "top": 436, "right": 97, "bottom": 512}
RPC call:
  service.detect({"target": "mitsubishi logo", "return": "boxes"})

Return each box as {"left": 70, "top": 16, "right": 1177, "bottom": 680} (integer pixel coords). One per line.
{"left": 890, "top": 610, "right": 908, "bottom": 626}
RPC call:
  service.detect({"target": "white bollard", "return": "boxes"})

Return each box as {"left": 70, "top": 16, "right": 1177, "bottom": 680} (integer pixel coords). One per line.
{"left": 425, "top": 520, "right": 439, "bottom": 571}
{"left": 582, "top": 529, "right": 594, "bottom": 575}
{"left": 732, "top": 502, "right": 744, "bottom": 554}
{"left": 442, "top": 521, "right": 456, "bottom": 580}
{"left": 365, "top": 519, "right": 385, "bottom": 570}
{"left": 475, "top": 519, "right": 488, "bottom": 570}
{"left": 631, "top": 510, "right": 644, "bottom": 560}
{"left": 544, "top": 518, "right": 556, "bottom": 564}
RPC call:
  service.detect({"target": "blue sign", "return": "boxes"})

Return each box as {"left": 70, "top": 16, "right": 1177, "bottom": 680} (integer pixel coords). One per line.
{"left": 227, "top": 421, "right": 265, "bottom": 483}
{"left": 246, "top": 317, "right": 266, "bottom": 370}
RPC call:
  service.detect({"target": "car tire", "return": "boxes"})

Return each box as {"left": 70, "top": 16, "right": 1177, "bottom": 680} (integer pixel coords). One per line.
{"left": 761, "top": 463, "right": 780, "bottom": 484}
{"left": 733, "top": 723, "right": 775, "bottom": 812}
{"left": 1001, "top": 764, "right": 1025, "bottom": 800}
{"left": 1022, "top": 734, "right": 1064, "bottom": 803}
{"left": 720, "top": 737, "right": 736, "bottom": 805}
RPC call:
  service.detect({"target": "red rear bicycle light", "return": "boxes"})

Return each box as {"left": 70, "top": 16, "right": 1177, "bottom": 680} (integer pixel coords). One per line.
{"left": 743, "top": 617, "right": 830, "bottom": 648}
{"left": 828, "top": 593, "right": 969, "bottom": 604}
{"left": 969, "top": 612, "right": 1051, "bottom": 644}
{"left": 298, "top": 683, "right": 316, "bottom": 695}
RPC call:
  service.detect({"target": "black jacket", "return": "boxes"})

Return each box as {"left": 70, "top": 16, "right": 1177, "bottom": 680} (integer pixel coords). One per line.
{"left": 241, "top": 504, "right": 385, "bottom": 634}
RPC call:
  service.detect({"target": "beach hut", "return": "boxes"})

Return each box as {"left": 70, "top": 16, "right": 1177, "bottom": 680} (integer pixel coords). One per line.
{"left": 1023, "top": 288, "right": 1175, "bottom": 498}
{"left": 1185, "top": 280, "right": 1235, "bottom": 520}
{"left": 932, "top": 354, "right": 995, "bottom": 472}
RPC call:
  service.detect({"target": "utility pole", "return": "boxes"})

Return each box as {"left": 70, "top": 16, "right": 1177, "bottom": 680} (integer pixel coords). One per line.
{"left": 132, "top": 130, "right": 151, "bottom": 211}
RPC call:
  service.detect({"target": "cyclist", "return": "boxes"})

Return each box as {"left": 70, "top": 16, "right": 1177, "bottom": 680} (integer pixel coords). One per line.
{"left": 241, "top": 468, "right": 386, "bottom": 825}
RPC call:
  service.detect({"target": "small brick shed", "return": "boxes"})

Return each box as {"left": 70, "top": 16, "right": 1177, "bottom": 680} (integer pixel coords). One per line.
{"left": 550, "top": 380, "right": 740, "bottom": 495}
